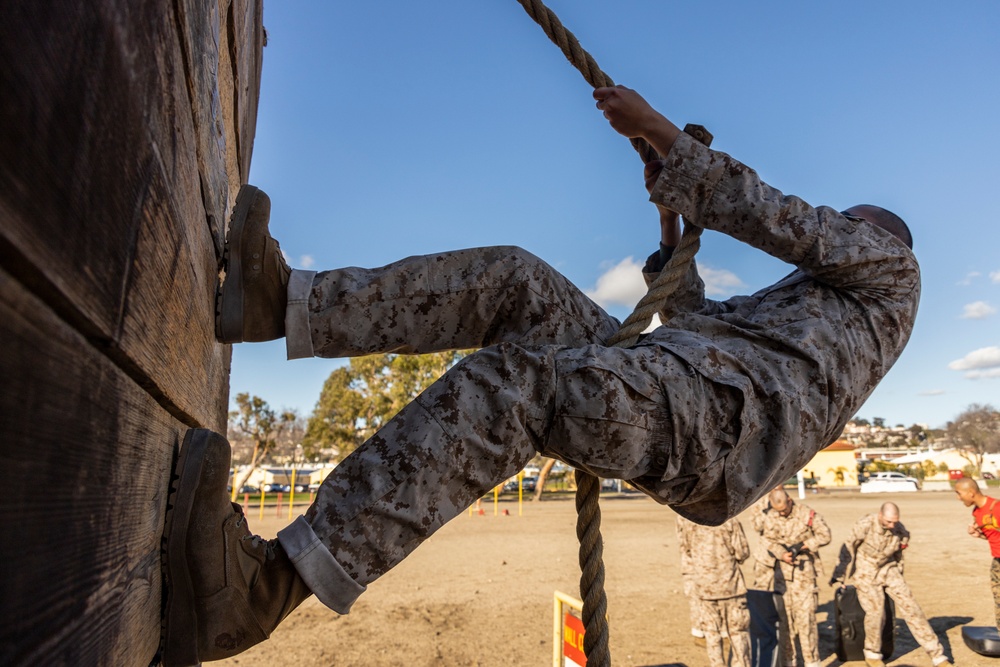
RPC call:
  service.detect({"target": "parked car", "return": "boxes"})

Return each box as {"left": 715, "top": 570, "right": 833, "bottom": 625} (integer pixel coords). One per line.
{"left": 264, "top": 483, "right": 290, "bottom": 493}
{"left": 503, "top": 476, "right": 539, "bottom": 493}
{"left": 860, "top": 471, "right": 919, "bottom": 493}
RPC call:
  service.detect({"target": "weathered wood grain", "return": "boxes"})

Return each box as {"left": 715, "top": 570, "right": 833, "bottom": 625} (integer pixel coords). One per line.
{"left": 0, "top": 0, "right": 258, "bottom": 431}
{"left": 0, "top": 267, "right": 181, "bottom": 666}
{"left": 0, "top": 0, "right": 263, "bottom": 663}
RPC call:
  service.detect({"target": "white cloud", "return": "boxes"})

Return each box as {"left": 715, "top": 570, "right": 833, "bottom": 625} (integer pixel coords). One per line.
{"left": 962, "top": 301, "right": 997, "bottom": 319}
{"left": 584, "top": 257, "right": 746, "bottom": 310}
{"left": 958, "top": 271, "right": 982, "bottom": 286}
{"left": 966, "top": 368, "right": 1000, "bottom": 380}
{"left": 584, "top": 257, "right": 649, "bottom": 308}
{"left": 300, "top": 255, "right": 316, "bottom": 269}
{"left": 918, "top": 389, "right": 945, "bottom": 396}
{"left": 991, "top": 271, "right": 1000, "bottom": 284}
{"left": 949, "top": 346, "right": 1000, "bottom": 380}
{"left": 700, "top": 266, "right": 746, "bottom": 296}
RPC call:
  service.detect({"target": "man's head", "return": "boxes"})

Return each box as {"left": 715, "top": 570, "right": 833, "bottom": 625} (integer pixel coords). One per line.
{"left": 955, "top": 477, "right": 982, "bottom": 507}
{"left": 878, "top": 501, "right": 900, "bottom": 529}
{"left": 769, "top": 488, "right": 793, "bottom": 516}
{"left": 842, "top": 204, "right": 913, "bottom": 249}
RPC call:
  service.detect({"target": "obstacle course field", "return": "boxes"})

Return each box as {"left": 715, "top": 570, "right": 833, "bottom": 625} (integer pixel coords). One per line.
{"left": 216, "top": 491, "right": 991, "bottom": 666}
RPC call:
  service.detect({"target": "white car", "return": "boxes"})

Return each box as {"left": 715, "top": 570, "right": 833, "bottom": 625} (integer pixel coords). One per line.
{"left": 860, "top": 471, "right": 920, "bottom": 493}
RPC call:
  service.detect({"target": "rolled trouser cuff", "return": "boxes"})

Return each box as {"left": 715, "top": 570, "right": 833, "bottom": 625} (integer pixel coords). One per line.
{"left": 277, "top": 515, "right": 365, "bottom": 613}
{"left": 286, "top": 269, "right": 317, "bottom": 360}
{"left": 864, "top": 650, "right": 883, "bottom": 660}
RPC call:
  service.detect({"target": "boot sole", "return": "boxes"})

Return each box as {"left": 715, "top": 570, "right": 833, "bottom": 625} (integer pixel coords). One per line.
{"left": 161, "top": 428, "right": 226, "bottom": 666}
{"left": 215, "top": 185, "right": 260, "bottom": 344}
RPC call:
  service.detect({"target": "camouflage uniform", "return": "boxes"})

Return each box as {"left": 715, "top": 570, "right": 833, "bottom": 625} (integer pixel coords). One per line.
{"left": 834, "top": 514, "right": 948, "bottom": 665}
{"left": 676, "top": 516, "right": 751, "bottom": 667}
{"left": 272, "top": 133, "right": 920, "bottom": 616}
{"left": 679, "top": 537, "right": 708, "bottom": 640}
{"left": 749, "top": 495, "right": 778, "bottom": 591}
{"left": 761, "top": 502, "right": 831, "bottom": 667}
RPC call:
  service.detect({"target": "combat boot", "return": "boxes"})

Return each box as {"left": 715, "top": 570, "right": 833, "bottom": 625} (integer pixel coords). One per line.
{"left": 216, "top": 185, "right": 292, "bottom": 343}
{"left": 161, "top": 429, "right": 311, "bottom": 666}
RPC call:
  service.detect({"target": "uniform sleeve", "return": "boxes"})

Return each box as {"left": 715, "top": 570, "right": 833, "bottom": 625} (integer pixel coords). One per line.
{"left": 804, "top": 511, "right": 833, "bottom": 552}
{"left": 846, "top": 515, "right": 870, "bottom": 551}
{"left": 732, "top": 520, "right": 751, "bottom": 564}
{"left": 649, "top": 133, "right": 919, "bottom": 301}
{"left": 761, "top": 518, "right": 787, "bottom": 561}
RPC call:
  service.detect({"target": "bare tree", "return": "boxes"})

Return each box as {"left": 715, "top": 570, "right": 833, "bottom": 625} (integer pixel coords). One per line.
{"left": 949, "top": 403, "right": 1000, "bottom": 476}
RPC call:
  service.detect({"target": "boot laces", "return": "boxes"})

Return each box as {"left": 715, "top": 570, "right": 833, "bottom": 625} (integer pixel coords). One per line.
{"left": 232, "top": 503, "right": 277, "bottom": 561}
{"left": 242, "top": 533, "right": 278, "bottom": 561}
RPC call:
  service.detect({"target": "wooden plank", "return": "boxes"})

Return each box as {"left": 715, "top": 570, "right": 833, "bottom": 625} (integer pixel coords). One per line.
{"left": 229, "top": 0, "right": 265, "bottom": 184}
{"left": 0, "top": 0, "right": 261, "bottom": 430}
{"left": 120, "top": 161, "right": 231, "bottom": 433}
{"left": 175, "top": 0, "right": 235, "bottom": 254}
{"left": 0, "top": 267, "right": 183, "bottom": 666}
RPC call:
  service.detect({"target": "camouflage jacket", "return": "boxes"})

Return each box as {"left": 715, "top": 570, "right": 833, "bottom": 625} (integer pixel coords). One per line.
{"left": 833, "top": 513, "right": 909, "bottom": 586}
{"left": 760, "top": 502, "right": 831, "bottom": 583}
{"left": 676, "top": 515, "right": 749, "bottom": 600}
{"left": 640, "top": 133, "right": 920, "bottom": 522}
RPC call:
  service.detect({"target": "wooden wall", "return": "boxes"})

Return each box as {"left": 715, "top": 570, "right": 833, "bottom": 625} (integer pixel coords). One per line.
{"left": 0, "top": 1, "right": 263, "bottom": 664}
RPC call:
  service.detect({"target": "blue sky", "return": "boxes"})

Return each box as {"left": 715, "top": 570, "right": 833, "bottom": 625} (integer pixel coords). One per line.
{"left": 232, "top": 0, "right": 999, "bottom": 430}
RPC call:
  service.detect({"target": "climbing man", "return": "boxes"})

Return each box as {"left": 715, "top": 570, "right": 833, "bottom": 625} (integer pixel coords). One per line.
{"left": 676, "top": 514, "right": 751, "bottom": 667}
{"left": 760, "top": 488, "right": 831, "bottom": 667}
{"left": 160, "top": 84, "right": 920, "bottom": 664}
{"left": 831, "top": 503, "right": 952, "bottom": 667}
{"left": 955, "top": 477, "right": 1000, "bottom": 630}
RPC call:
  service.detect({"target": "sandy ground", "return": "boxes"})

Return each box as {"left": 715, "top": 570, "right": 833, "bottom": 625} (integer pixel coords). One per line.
{"left": 215, "top": 490, "right": 996, "bottom": 667}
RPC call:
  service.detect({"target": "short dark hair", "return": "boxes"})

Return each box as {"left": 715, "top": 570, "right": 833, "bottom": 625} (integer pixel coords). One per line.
{"left": 863, "top": 206, "right": 913, "bottom": 249}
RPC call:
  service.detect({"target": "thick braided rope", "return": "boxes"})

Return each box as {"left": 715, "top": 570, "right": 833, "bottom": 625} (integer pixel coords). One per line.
{"left": 514, "top": 1, "right": 704, "bottom": 665}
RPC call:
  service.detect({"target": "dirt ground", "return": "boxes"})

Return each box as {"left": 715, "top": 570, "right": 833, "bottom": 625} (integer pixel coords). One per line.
{"left": 216, "top": 490, "right": 996, "bottom": 667}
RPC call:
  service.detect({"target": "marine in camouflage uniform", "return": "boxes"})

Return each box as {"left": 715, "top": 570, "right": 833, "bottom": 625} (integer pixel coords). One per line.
{"left": 831, "top": 504, "right": 952, "bottom": 667}
{"left": 676, "top": 516, "right": 751, "bottom": 667}
{"left": 760, "top": 489, "right": 831, "bottom": 667}
{"left": 750, "top": 493, "right": 778, "bottom": 590}
{"left": 161, "top": 86, "right": 921, "bottom": 663}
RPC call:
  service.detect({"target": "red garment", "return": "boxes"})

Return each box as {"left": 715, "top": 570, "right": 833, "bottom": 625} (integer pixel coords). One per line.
{"left": 973, "top": 497, "right": 1000, "bottom": 558}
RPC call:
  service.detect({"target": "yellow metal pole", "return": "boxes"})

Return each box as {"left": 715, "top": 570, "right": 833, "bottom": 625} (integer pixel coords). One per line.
{"left": 493, "top": 485, "right": 499, "bottom": 516}
{"left": 552, "top": 593, "right": 561, "bottom": 667}
{"left": 230, "top": 465, "right": 238, "bottom": 502}
{"left": 259, "top": 488, "right": 265, "bottom": 521}
{"left": 288, "top": 466, "right": 297, "bottom": 520}
{"left": 518, "top": 475, "right": 523, "bottom": 516}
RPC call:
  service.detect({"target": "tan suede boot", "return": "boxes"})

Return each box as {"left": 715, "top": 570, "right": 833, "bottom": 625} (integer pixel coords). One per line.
{"left": 216, "top": 185, "right": 292, "bottom": 343}
{"left": 161, "top": 429, "right": 311, "bottom": 666}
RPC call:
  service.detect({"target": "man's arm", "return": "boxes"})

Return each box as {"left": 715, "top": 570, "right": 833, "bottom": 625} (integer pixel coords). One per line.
{"left": 597, "top": 85, "right": 919, "bottom": 299}
{"left": 731, "top": 520, "right": 751, "bottom": 564}
{"left": 803, "top": 511, "right": 833, "bottom": 552}
{"left": 640, "top": 160, "right": 750, "bottom": 319}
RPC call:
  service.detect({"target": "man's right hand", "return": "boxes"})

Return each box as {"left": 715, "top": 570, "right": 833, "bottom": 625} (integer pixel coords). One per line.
{"left": 594, "top": 85, "right": 681, "bottom": 158}
{"left": 781, "top": 551, "right": 796, "bottom": 565}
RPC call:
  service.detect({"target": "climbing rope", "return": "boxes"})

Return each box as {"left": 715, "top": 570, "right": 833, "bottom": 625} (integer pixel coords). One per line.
{"left": 514, "top": 1, "right": 712, "bottom": 664}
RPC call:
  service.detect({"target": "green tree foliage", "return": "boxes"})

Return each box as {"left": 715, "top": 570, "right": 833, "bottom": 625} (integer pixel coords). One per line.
{"left": 304, "top": 351, "right": 467, "bottom": 461}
